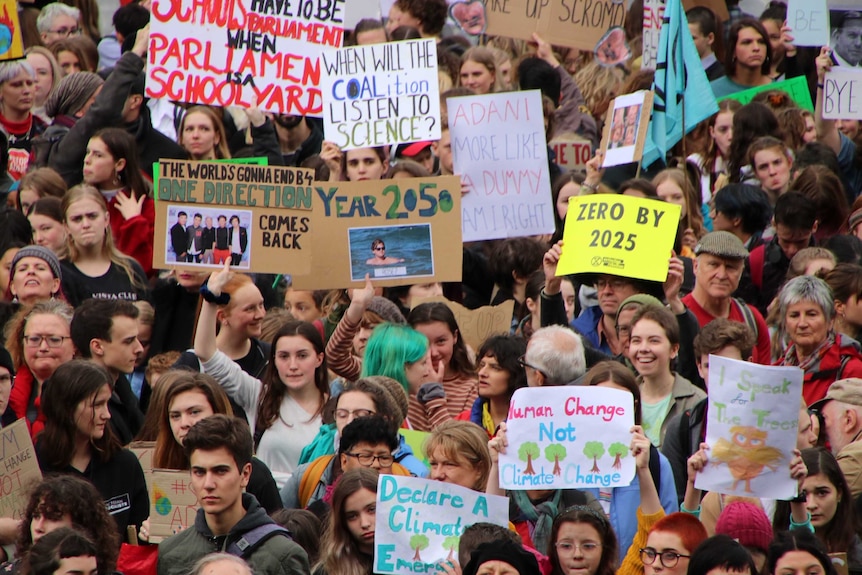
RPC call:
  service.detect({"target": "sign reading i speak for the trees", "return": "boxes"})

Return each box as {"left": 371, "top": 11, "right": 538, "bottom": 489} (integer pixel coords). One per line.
{"left": 499, "top": 387, "right": 635, "bottom": 490}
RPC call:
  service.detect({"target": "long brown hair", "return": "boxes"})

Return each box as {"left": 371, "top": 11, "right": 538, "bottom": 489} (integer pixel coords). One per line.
{"left": 316, "top": 468, "right": 378, "bottom": 575}
{"left": 178, "top": 106, "right": 231, "bottom": 160}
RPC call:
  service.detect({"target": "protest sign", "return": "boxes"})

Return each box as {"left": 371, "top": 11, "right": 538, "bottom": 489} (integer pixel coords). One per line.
{"left": 695, "top": 356, "right": 803, "bottom": 499}
{"left": 719, "top": 76, "right": 814, "bottom": 111}
{"left": 600, "top": 91, "right": 653, "bottom": 167}
{"left": 374, "top": 475, "right": 508, "bottom": 574}
{"left": 147, "top": 0, "right": 344, "bottom": 116}
{"left": 290, "top": 176, "right": 462, "bottom": 289}
{"left": 642, "top": 0, "right": 665, "bottom": 71}
{"left": 129, "top": 441, "right": 156, "bottom": 495}
{"left": 0, "top": 419, "right": 42, "bottom": 519}
{"left": 787, "top": 0, "right": 829, "bottom": 46}
{"left": 556, "top": 194, "right": 679, "bottom": 282}
{"left": 0, "top": 0, "right": 23, "bottom": 62}
{"left": 410, "top": 296, "right": 515, "bottom": 351}
{"left": 550, "top": 135, "right": 593, "bottom": 172}
{"left": 149, "top": 469, "right": 199, "bottom": 543}
{"left": 321, "top": 39, "right": 441, "bottom": 150}
{"left": 498, "top": 387, "right": 635, "bottom": 490}
{"left": 448, "top": 91, "right": 554, "bottom": 242}
{"left": 153, "top": 160, "right": 316, "bottom": 275}
{"left": 823, "top": 68, "right": 862, "bottom": 120}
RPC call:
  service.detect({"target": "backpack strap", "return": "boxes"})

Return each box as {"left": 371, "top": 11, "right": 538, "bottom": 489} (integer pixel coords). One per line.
{"left": 749, "top": 246, "right": 765, "bottom": 290}
{"left": 732, "top": 298, "right": 759, "bottom": 340}
{"left": 227, "top": 523, "right": 292, "bottom": 559}
{"left": 298, "top": 455, "right": 333, "bottom": 509}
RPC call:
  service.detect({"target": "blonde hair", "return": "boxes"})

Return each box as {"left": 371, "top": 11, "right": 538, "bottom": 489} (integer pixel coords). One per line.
{"left": 424, "top": 420, "right": 491, "bottom": 491}
{"left": 134, "top": 300, "right": 155, "bottom": 327}
{"left": 573, "top": 61, "right": 628, "bottom": 121}
{"left": 24, "top": 47, "right": 62, "bottom": 99}
{"left": 179, "top": 106, "right": 231, "bottom": 160}
{"left": 460, "top": 46, "right": 503, "bottom": 93}
{"left": 4, "top": 300, "right": 74, "bottom": 368}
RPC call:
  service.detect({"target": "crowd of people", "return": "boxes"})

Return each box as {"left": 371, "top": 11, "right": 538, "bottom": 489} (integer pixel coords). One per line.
{"left": 2, "top": 0, "right": 862, "bottom": 574}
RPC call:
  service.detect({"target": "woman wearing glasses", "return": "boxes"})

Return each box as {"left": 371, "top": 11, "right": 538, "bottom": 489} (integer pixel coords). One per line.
{"left": 548, "top": 506, "right": 617, "bottom": 575}
{"left": 4, "top": 300, "right": 74, "bottom": 439}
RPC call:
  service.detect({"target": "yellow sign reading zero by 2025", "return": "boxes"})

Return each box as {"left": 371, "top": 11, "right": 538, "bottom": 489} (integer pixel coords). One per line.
{"left": 556, "top": 194, "right": 681, "bottom": 282}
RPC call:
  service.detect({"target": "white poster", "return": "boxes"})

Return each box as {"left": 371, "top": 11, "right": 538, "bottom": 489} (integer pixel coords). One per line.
{"left": 823, "top": 68, "right": 862, "bottom": 120}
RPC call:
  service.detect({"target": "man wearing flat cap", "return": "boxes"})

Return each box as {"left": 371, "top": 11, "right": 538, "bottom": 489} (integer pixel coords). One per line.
{"left": 831, "top": 10, "right": 862, "bottom": 67}
{"left": 812, "top": 378, "right": 862, "bottom": 497}
{"left": 682, "top": 231, "right": 771, "bottom": 364}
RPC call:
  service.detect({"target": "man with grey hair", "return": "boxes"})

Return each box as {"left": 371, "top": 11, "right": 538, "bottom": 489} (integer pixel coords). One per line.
{"left": 37, "top": 3, "right": 81, "bottom": 46}
{"left": 811, "top": 378, "right": 862, "bottom": 498}
{"left": 522, "top": 325, "right": 586, "bottom": 386}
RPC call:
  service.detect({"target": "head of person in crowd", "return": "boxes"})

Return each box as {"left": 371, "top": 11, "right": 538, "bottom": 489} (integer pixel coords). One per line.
{"left": 316, "top": 467, "right": 379, "bottom": 574}
{"left": 653, "top": 167, "right": 705, "bottom": 248}
{"left": 460, "top": 47, "right": 501, "bottom": 95}
{"left": 641, "top": 513, "right": 708, "bottom": 575}
{"left": 50, "top": 36, "right": 96, "bottom": 76}
{"left": 777, "top": 107, "right": 817, "bottom": 151}
{"left": 788, "top": 248, "right": 836, "bottom": 279}
{"left": 343, "top": 147, "right": 388, "bottom": 181}
{"left": 812, "top": 378, "right": 862, "bottom": 461}
{"left": 709, "top": 184, "right": 772, "bottom": 247}
{"left": 134, "top": 300, "right": 154, "bottom": 369}
{"left": 29, "top": 197, "right": 67, "bottom": 257}
{"left": 776, "top": 274, "right": 836, "bottom": 362}
{"left": 686, "top": 6, "right": 722, "bottom": 60}
{"left": 353, "top": 18, "right": 387, "bottom": 45}
{"left": 360, "top": 323, "right": 430, "bottom": 395}
{"left": 713, "top": 501, "right": 773, "bottom": 573}
{"left": 389, "top": 158, "right": 431, "bottom": 180}
{"left": 5, "top": 299, "right": 74, "bottom": 383}
{"left": 795, "top": 142, "right": 843, "bottom": 182}
{"left": 18, "top": 475, "right": 120, "bottom": 573}
{"left": 490, "top": 237, "right": 546, "bottom": 307}
{"left": 458, "top": 523, "right": 522, "bottom": 570}
{"left": 214, "top": 272, "right": 266, "bottom": 348}
{"left": 179, "top": 106, "right": 230, "bottom": 161}
{"left": 336, "top": 376, "right": 406, "bottom": 437}
{"left": 792, "top": 166, "right": 849, "bottom": 240}
{"left": 0, "top": 347, "right": 13, "bottom": 415}
{"left": 824, "top": 264, "right": 862, "bottom": 341}
{"left": 824, "top": 235, "right": 862, "bottom": 266}
{"left": 39, "top": 360, "right": 120, "bottom": 468}
{"left": 519, "top": 56, "right": 562, "bottom": 109}
{"left": 551, "top": 171, "right": 584, "bottom": 237}
{"left": 83, "top": 127, "right": 148, "bottom": 200}
{"left": 36, "top": 3, "right": 81, "bottom": 46}
{"left": 44, "top": 71, "right": 103, "bottom": 120}
{"left": 691, "top": 231, "right": 749, "bottom": 304}
{"left": 7, "top": 245, "right": 62, "bottom": 305}
{"left": 70, "top": 298, "right": 142, "bottom": 380}
{"left": 0, "top": 241, "right": 24, "bottom": 298}
{"left": 112, "top": 2, "right": 150, "bottom": 47}
{"left": 0, "top": 60, "right": 37, "bottom": 123}
{"left": 424, "top": 420, "right": 491, "bottom": 491}
{"left": 748, "top": 136, "right": 793, "bottom": 200}
{"left": 283, "top": 289, "right": 327, "bottom": 323}
{"left": 347, "top": 297, "right": 405, "bottom": 358}
{"left": 408, "top": 302, "right": 475, "bottom": 380}
{"left": 687, "top": 535, "right": 757, "bottom": 575}
{"left": 25, "top": 47, "right": 62, "bottom": 112}
{"left": 383, "top": 282, "right": 444, "bottom": 317}
{"left": 260, "top": 307, "right": 294, "bottom": 344}
{"left": 831, "top": 10, "right": 862, "bottom": 67}
{"left": 759, "top": 1, "right": 787, "bottom": 69}
{"left": 18, "top": 168, "right": 67, "bottom": 215}
{"left": 431, "top": 110, "right": 453, "bottom": 176}
{"left": 693, "top": 318, "right": 755, "bottom": 386}
{"left": 766, "top": 528, "right": 838, "bottom": 575}
{"left": 338, "top": 415, "right": 399, "bottom": 474}
{"left": 190, "top": 554, "right": 252, "bottom": 575}
{"left": 693, "top": 99, "right": 740, "bottom": 182}
{"left": 523, "top": 326, "right": 586, "bottom": 387}
{"left": 629, "top": 304, "right": 681, "bottom": 383}
{"left": 619, "top": 178, "right": 659, "bottom": 198}
{"left": 548, "top": 505, "right": 618, "bottom": 575}
{"left": 724, "top": 18, "right": 772, "bottom": 80}
{"left": 614, "top": 294, "right": 664, "bottom": 364}
{"left": 476, "top": 335, "right": 528, "bottom": 407}
{"left": 270, "top": 509, "right": 322, "bottom": 566}
{"left": 773, "top": 192, "right": 818, "bottom": 262}
{"left": 463, "top": 539, "right": 540, "bottom": 575}
{"left": 727, "top": 102, "right": 780, "bottom": 183}
{"left": 23, "top": 527, "right": 97, "bottom": 575}
{"left": 388, "top": 0, "right": 447, "bottom": 37}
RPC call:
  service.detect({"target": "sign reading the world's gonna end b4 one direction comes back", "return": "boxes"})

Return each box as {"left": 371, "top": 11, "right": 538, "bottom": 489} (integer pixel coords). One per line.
{"left": 147, "top": 0, "right": 345, "bottom": 116}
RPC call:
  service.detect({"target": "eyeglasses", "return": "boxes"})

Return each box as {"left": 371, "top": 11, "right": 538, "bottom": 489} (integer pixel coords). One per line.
{"left": 334, "top": 408, "right": 375, "bottom": 420}
{"left": 344, "top": 452, "right": 394, "bottom": 467}
{"left": 517, "top": 355, "right": 546, "bottom": 375}
{"left": 49, "top": 26, "right": 80, "bottom": 37}
{"left": 639, "top": 549, "right": 691, "bottom": 568}
{"left": 23, "top": 335, "right": 71, "bottom": 348}
{"left": 555, "top": 541, "right": 602, "bottom": 554}
{"left": 374, "top": 246, "right": 386, "bottom": 251}
{"left": 595, "top": 278, "right": 630, "bottom": 291}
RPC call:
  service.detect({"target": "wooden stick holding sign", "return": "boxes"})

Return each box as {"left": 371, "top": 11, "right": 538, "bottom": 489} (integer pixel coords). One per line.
{"left": 556, "top": 194, "right": 680, "bottom": 283}
{"left": 0, "top": 419, "right": 42, "bottom": 519}
{"left": 410, "top": 296, "right": 514, "bottom": 352}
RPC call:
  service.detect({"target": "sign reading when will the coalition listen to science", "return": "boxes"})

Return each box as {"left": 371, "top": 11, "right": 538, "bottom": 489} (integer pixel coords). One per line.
{"left": 147, "top": 0, "right": 344, "bottom": 116}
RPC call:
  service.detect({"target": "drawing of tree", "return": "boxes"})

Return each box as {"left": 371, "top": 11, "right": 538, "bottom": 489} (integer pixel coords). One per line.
{"left": 583, "top": 441, "right": 605, "bottom": 473}
{"left": 443, "top": 536, "right": 460, "bottom": 561}
{"left": 410, "top": 534, "right": 430, "bottom": 561}
{"left": 519, "top": 442, "right": 540, "bottom": 475}
{"left": 545, "top": 444, "right": 567, "bottom": 476}
{"left": 608, "top": 442, "right": 628, "bottom": 469}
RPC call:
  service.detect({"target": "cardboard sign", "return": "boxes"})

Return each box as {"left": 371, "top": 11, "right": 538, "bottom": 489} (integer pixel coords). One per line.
{"left": 823, "top": 68, "right": 862, "bottom": 119}
{"left": 146, "top": 0, "right": 344, "bottom": 116}
{"left": 695, "top": 356, "right": 803, "bottom": 499}
{"left": 153, "top": 160, "right": 316, "bottom": 275}
{"left": 718, "top": 76, "right": 814, "bottom": 111}
{"left": 550, "top": 135, "right": 593, "bottom": 172}
{"left": 787, "top": 0, "right": 829, "bottom": 46}
{"left": 410, "top": 296, "right": 515, "bottom": 351}
{"left": 556, "top": 194, "right": 680, "bottom": 282}
{"left": 448, "top": 91, "right": 554, "bottom": 242}
{"left": 129, "top": 441, "right": 156, "bottom": 495}
{"left": 499, "top": 387, "right": 635, "bottom": 490}
{"left": 321, "top": 39, "right": 441, "bottom": 150}
{"left": 0, "top": 0, "right": 23, "bottom": 62}
{"left": 149, "top": 469, "right": 199, "bottom": 543}
{"left": 290, "top": 176, "right": 462, "bottom": 289}
{"left": 0, "top": 419, "right": 42, "bottom": 519}
{"left": 374, "top": 475, "right": 508, "bottom": 574}
{"left": 600, "top": 91, "right": 654, "bottom": 167}
{"left": 484, "top": 0, "right": 627, "bottom": 52}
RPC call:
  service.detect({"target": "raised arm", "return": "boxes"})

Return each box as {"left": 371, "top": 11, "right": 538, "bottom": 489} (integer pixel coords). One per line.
{"left": 814, "top": 46, "right": 841, "bottom": 154}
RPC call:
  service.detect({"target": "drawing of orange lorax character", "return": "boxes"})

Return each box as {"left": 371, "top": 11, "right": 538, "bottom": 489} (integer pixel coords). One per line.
{"left": 711, "top": 426, "right": 783, "bottom": 493}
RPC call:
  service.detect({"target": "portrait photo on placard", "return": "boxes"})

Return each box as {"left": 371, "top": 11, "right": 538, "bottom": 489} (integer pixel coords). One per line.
{"left": 830, "top": 9, "right": 862, "bottom": 67}
{"left": 348, "top": 223, "right": 434, "bottom": 281}
{"left": 166, "top": 205, "right": 252, "bottom": 269}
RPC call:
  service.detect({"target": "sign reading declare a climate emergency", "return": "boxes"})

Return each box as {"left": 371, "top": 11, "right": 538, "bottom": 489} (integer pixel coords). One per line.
{"left": 147, "top": 0, "right": 345, "bottom": 116}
